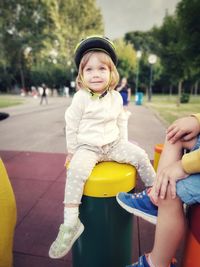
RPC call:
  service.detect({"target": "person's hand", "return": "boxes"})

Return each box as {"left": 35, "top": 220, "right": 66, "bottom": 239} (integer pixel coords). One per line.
{"left": 150, "top": 160, "right": 188, "bottom": 202}
{"left": 166, "top": 116, "right": 200, "bottom": 144}
{"left": 116, "top": 85, "right": 123, "bottom": 92}
{"left": 64, "top": 153, "right": 73, "bottom": 168}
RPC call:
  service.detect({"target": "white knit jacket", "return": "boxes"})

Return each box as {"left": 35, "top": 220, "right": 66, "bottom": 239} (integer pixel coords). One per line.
{"left": 65, "top": 89, "right": 128, "bottom": 154}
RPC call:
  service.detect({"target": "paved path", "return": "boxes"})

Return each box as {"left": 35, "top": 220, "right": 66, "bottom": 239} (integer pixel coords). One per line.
{"left": 0, "top": 95, "right": 166, "bottom": 158}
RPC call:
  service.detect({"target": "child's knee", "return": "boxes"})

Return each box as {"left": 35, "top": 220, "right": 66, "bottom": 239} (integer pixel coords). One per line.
{"left": 139, "top": 149, "right": 151, "bottom": 163}
{"left": 158, "top": 187, "right": 182, "bottom": 207}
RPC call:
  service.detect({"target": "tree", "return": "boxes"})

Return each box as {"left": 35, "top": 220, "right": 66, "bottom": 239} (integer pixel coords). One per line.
{"left": 152, "top": 14, "right": 186, "bottom": 104}
{"left": 123, "top": 30, "right": 161, "bottom": 95}
{"left": 124, "top": 30, "right": 158, "bottom": 53}
{"left": 44, "top": 0, "right": 104, "bottom": 66}
{"left": 0, "top": 0, "right": 104, "bottom": 91}
{"left": 176, "top": 0, "right": 200, "bottom": 93}
{"left": 0, "top": 0, "right": 56, "bottom": 89}
{"left": 177, "top": 0, "right": 200, "bottom": 69}
{"left": 114, "top": 39, "right": 136, "bottom": 85}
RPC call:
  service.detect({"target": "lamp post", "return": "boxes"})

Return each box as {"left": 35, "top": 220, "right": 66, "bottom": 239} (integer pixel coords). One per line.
{"left": 147, "top": 54, "right": 157, "bottom": 102}
{"left": 135, "top": 50, "right": 142, "bottom": 95}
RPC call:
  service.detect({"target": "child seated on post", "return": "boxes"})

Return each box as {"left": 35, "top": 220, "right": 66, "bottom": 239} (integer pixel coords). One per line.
{"left": 49, "top": 35, "right": 156, "bottom": 259}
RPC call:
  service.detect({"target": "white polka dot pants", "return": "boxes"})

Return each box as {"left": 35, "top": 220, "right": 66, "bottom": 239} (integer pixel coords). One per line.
{"left": 64, "top": 148, "right": 100, "bottom": 204}
{"left": 107, "top": 141, "right": 156, "bottom": 187}
{"left": 64, "top": 141, "right": 155, "bottom": 204}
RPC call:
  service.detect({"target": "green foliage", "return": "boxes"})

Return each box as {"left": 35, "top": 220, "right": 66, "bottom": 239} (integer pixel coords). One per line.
{"left": 125, "top": 30, "right": 158, "bottom": 53}
{"left": 0, "top": 0, "right": 104, "bottom": 91}
{"left": 123, "top": 31, "right": 162, "bottom": 91}
{"left": 1, "top": 0, "right": 199, "bottom": 96}
{"left": 180, "top": 93, "right": 190, "bottom": 103}
{"left": 176, "top": 0, "right": 200, "bottom": 73}
{"left": 124, "top": 1, "right": 200, "bottom": 95}
{"left": 30, "top": 63, "right": 69, "bottom": 87}
{"left": 152, "top": 14, "right": 185, "bottom": 85}
{"left": 114, "top": 39, "right": 136, "bottom": 79}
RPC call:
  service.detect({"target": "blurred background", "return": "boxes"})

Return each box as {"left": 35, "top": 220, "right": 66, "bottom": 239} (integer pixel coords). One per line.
{"left": 0, "top": 0, "right": 199, "bottom": 105}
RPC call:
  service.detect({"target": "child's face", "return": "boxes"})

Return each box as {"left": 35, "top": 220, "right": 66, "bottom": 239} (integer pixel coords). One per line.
{"left": 82, "top": 52, "right": 110, "bottom": 93}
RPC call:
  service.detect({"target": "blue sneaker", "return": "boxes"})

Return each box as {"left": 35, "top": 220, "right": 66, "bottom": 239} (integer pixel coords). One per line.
{"left": 126, "top": 255, "right": 149, "bottom": 267}
{"left": 126, "top": 255, "right": 176, "bottom": 267}
{"left": 116, "top": 190, "right": 158, "bottom": 224}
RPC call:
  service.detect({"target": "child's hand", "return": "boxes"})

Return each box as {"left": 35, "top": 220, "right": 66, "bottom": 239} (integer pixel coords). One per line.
{"left": 64, "top": 153, "right": 73, "bottom": 168}
{"left": 151, "top": 160, "right": 188, "bottom": 202}
{"left": 166, "top": 116, "right": 200, "bottom": 144}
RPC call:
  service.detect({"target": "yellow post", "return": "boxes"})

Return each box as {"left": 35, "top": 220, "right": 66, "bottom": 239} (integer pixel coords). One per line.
{"left": 0, "top": 159, "right": 17, "bottom": 267}
{"left": 72, "top": 161, "right": 137, "bottom": 267}
{"left": 153, "top": 144, "right": 164, "bottom": 171}
{"left": 84, "top": 161, "right": 136, "bottom": 197}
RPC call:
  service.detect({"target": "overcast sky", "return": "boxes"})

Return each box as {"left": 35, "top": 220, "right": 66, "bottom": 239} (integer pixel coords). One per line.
{"left": 96, "top": 0, "right": 181, "bottom": 39}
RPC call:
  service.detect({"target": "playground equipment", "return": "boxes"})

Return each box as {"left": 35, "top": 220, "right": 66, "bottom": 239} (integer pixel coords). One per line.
{"left": 72, "top": 161, "right": 136, "bottom": 267}
{"left": 0, "top": 158, "right": 17, "bottom": 267}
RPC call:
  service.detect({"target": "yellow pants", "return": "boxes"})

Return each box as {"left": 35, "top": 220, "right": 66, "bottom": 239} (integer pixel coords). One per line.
{"left": 0, "top": 159, "right": 17, "bottom": 267}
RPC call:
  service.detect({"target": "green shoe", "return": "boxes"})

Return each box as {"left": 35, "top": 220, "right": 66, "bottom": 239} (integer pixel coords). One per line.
{"left": 49, "top": 219, "right": 84, "bottom": 259}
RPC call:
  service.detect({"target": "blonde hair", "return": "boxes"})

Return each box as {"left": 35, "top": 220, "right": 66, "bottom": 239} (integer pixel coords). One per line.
{"left": 76, "top": 51, "right": 119, "bottom": 91}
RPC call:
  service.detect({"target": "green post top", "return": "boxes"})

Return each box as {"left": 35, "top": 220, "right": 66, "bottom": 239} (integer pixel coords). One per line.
{"left": 83, "top": 161, "right": 136, "bottom": 198}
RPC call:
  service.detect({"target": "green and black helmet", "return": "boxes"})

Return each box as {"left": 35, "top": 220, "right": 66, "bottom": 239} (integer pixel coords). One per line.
{"left": 74, "top": 35, "right": 117, "bottom": 69}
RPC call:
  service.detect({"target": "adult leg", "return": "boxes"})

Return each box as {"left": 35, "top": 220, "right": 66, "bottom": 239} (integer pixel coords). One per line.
{"left": 149, "top": 138, "right": 193, "bottom": 266}
{"left": 156, "top": 138, "right": 182, "bottom": 173}
{"left": 150, "top": 189, "right": 186, "bottom": 267}
{"left": 151, "top": 137, "right": 197, "bottom": 200}
{"left": 126, "top": 137, "right": 197, "bottom": 266}
{"left": 40, "top": 96, "right": 43, "bottom": 105}
{"left": 116, "top": 137, "right": 197, "bottom": 225}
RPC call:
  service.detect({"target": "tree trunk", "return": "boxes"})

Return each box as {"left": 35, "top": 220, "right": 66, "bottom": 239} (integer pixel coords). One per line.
{"left": 19, "top": 67, "right": 25, "bottom": 90}
{"left": 176, "top": 80, "right": 182, "bottom": 107}
{"left": 190, "top": 84, "right": 193, "bottom": 95}
{"left": 169, "top": 85, "right": 173, "bottom": 96}
{"left": 194, "top": 81, "right": 199, "bottom": 95}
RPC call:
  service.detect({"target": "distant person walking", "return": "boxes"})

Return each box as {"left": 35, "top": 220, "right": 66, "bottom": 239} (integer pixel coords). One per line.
{"left": 64, "top": 86, "right": 69, "bottom": 98}
{"left": 40, "top": 83, "right": 48, "bottom": 105}
{"left": 116, "top": 77, "right": 131, "bottom": 110}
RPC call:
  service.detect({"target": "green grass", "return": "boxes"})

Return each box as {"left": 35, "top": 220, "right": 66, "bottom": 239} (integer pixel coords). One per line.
{"left": 143, "top": 94, "right": 200, "bottom": 126}
{"left": 0, "top": 95, "right": 25, "bottom": 108}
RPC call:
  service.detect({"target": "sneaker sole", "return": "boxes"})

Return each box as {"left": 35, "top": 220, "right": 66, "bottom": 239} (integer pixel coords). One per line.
{"left": 49, "top": 223, "right": 85, "bottom": 259}
{"left": 116, "top": 195, "right": 157, "bottom": 225}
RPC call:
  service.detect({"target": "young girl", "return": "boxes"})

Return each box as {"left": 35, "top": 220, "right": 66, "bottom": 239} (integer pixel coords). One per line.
{"left": 49, "top": 35, "right": 156, "bottom": 259}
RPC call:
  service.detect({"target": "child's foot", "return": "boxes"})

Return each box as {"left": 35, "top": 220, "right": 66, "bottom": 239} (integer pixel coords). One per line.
{"left": 126, "top": 254, "right": 176, "bottom": 266}
{"left": 49, "top": 219, "right": 84, "bottom": 259}
{"left": 126, "top": 254, "right": 149, "bottom": 266}
{"left": 116, "top": 190, "right": 158, "bottom": 224}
